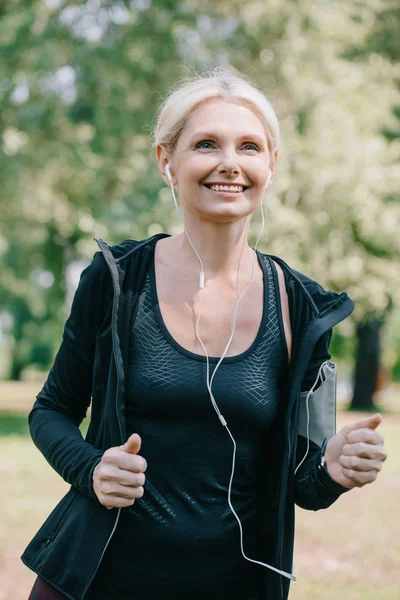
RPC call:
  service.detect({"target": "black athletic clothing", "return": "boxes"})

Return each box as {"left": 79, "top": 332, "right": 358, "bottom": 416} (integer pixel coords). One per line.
{"left": 28, "top": 578, "right": 69, "bottom": 600}
{"left": 22, "top": 233, "right": 354, "bottom": 600}
{"left": 91, "top": 252, "right": 288, "bottom": 598}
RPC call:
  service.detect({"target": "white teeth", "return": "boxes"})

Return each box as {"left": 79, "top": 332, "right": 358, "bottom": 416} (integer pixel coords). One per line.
{"left": 209, "top": 184, "right": 244, "bottom": 193}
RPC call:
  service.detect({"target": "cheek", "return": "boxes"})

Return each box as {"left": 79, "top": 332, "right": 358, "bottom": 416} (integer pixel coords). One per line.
{"left": 188, "top": 155, "right": 216, "bottom": 174}
{"left": 176, "top": 158, "right": 208, "bottom": 184}
{"left": 257, "top": 158, "right": 271, "bottom": 176}
{"left": 243, "top": 157, "right": 270, "bottom": 184}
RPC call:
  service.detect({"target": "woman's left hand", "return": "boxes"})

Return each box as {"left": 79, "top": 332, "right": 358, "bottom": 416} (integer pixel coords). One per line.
{"left": 324, "top": 414, "right": 388, "bottom": 489}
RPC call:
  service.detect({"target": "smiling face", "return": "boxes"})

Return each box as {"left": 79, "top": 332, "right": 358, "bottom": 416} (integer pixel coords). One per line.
{"left": 157, "top": 98, "right": 278, "bottom": 224}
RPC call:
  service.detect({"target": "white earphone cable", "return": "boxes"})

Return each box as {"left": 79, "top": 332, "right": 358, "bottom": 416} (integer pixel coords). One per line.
{"left": 294, "top": 359, "right": 330, "bottom": 476}
{"left": 166, "top": 166, "right": 296, "bottom": 582}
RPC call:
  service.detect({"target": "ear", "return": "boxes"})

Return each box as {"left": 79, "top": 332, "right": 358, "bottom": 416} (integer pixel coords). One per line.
{"left": 156, "top": 145, "right": 175, "bottom": 186}
{"left": 268, "top": 149, "right": 278, "bottom": 186}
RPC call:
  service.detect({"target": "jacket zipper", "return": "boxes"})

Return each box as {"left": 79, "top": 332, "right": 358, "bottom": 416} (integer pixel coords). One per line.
{"left": 278, "top": 349, "right": 329, "bottom": 600}
{"left": 82, "top": 239, "right": 125, "bottom": 600}
{"left": 276, "top": 294, "right": 354, "bottom": 588}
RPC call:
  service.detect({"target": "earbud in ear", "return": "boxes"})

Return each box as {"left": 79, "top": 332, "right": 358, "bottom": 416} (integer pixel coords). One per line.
{"left": 165, "top": 163, "right": 173, "bottom": 184}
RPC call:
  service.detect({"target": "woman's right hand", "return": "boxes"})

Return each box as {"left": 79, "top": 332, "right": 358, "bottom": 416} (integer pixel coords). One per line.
{"left": 93, "top": 433, "right": 147, "bottom": 509}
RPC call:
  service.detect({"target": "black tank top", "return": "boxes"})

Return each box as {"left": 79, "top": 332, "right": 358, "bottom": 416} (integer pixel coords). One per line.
{"left": 90, "top": 250, "right": 288, "bottom": 600}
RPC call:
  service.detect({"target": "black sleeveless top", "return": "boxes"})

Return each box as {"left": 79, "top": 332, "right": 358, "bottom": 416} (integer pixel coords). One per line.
{"left": 90, "top": 250, "right": 288, "bottom": 600}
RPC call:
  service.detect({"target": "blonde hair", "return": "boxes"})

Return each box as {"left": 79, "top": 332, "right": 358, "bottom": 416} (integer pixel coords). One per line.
{"left": 152, "top": 67, "right": 279, "bottom": 156}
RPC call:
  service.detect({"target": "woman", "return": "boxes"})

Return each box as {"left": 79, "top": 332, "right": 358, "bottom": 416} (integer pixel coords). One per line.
{"left": 23, "top": 69, "right": 387, "bottom": 600}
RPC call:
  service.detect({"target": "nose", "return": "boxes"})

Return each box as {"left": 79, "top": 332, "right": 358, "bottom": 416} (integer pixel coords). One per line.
{"left": 217, "top": 146, "right": 240, "bottom": 176}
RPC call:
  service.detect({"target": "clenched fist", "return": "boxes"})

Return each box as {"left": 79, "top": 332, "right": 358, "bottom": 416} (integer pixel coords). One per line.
{"left": 325, "top": 414, "right": 387, "bottom": 489}
{"left": 93, "top": 433, "right": 147, "bottom": 509}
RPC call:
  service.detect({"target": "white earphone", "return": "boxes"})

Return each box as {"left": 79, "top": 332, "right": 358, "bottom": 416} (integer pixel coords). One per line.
{"left": 165, "top": 163, "right": 173, "bottom": 184}
{"left": 164, "top": 161, "right": 294, "bottom": 582}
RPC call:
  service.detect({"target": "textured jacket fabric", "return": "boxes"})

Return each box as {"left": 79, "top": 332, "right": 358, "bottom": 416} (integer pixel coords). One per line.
{"left": 21, "top": 233, "right": 355, "bottom": 600}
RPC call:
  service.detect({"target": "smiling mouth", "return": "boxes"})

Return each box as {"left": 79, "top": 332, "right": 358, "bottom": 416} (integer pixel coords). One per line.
{"left": 203, "top": 184, "right": 249, "bottom": 194}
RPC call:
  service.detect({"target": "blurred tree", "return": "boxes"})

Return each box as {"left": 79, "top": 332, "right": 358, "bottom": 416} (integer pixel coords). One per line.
{"left": 231, "top": 0, "right": 400, "bottom": 410}
{"left": 0, "top": 0, "right": 399, "bottom": 393}
{"left": 0, "top": 0, "right": 195, "bottom": 378}
{"left": 352, "top": 318, "right": 385, "bottom": 410}
{"left": 341, "top": 2, "right": 400, "bottom": 409}
{"left": 194, "top": 0, "right": 400, "bottom": 410}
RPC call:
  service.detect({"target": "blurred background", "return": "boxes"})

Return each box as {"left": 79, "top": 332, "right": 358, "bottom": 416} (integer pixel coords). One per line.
{"left": 0, "top": 0, "right": 399, "bottom": 598}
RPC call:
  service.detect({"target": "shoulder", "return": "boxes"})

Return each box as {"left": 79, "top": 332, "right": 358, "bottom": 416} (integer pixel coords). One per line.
{"left": 72, "top": 238, "right": 141, "bottom": 295}
{"left": 101, "top": 234, "right": 169, "bottom": 263}
{"left": 71, "top": 236, "right": 157, "bottom": 319}
{"left": 260, "top": 251, "right": 351, "bottom": 316}
{"left": 290, "top": 267, "right": 346, "bottom": 314}
{"left": 108, "top": 239, "right": 143, "bottom": 260}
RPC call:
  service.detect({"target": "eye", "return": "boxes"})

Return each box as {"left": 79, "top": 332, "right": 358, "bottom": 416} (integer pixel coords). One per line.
{"left": 194, "top": 140, "right": 260, "bottom": 151}
{"left": 242, "top": 142, "right": 259, "bottom": 151}
{"left": 194, "top": 140, "right": 216, "bottom": 150}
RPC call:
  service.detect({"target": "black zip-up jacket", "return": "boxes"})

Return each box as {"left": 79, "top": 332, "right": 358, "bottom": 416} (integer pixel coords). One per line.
{"left": 21, "top": 234, "right": 354, "bottom": 600}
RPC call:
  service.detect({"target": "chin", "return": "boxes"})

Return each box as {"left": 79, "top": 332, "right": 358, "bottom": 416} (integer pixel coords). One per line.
{"left": 194, "top": 208, "right": 255, "bottom": 224}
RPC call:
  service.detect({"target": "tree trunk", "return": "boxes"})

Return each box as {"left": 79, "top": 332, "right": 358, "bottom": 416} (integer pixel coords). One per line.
{"left": 350, "top": 318, "right": 383, "bottom": 411}
{"left": 9, "top": 297, "right": 31, "bottom": 381}
{"left": 9, "top": 351, "right": 25, "bottom": 381}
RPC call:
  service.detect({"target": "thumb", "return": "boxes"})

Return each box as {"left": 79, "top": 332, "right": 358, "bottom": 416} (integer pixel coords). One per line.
{"left": 343, "top": 413, "right": 383, "bottom": 435}
{"left": 120, "top": 433, "right": 142, "bottom": 455}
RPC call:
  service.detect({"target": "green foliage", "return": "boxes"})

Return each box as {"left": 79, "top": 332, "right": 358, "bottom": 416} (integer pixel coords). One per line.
{"left": 29, "top": 341, "right": 53, "bottom": 369}
{"left": 392, "top": 359, "right": 400, "bottom": 382}
{"left": 0, "top": 410, "right": 89, "bottom": 437}
{"left": 0, "top": 0, "right": 399, "bottom": 374}
{"left": 329, "top": 329, "right": 356, "bottom": 361}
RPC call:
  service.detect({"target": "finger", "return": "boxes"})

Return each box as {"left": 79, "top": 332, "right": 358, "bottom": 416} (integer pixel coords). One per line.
{"left": 99, "top": 482, "right": 144, "bottom": 500}
{"left": 94, "top": 465, "right": 146, "bottom": 497}
{"left": 342, "top": 413, "right": 383, "bottom": 435}
{"left": 118, "top": 472, "right": 146, "bottom": 488}
{"left": 347, "top": 429, "right": 384, "bottom": 445}
{"left": 102, "top": 493, "right": 142, "bottom": 510}
{"left": 342, "top": 468, "right": 379, "bottom": 487}
{"left": 99, "top": 483, "right": 145, "bottom": 501}
{"left": 340, "top": 455, "right": 383, "bottom": 472}
{"left": 120, "top": 433, "right": 142, "bottom": 455}
{"left": 114, "top": 452, "right": 147, "bottom": 473}
{"left": 342, "top": 442, "right": 387, "bottom": 461}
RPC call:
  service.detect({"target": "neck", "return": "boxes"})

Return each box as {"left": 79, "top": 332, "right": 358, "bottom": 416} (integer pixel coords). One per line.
{"left": 172, "top": 216, "right": 256, "bottom": 284}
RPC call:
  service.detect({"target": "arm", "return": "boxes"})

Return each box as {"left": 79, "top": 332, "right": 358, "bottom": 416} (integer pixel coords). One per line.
{"left": 295, "top": 412, "right": 387, "bottom": 510}
{"left": 29, "top": 250, "right": 111, "bottom": 501}
{"left": 294, "top": 333, "right": 387, "bottom": 508}
{"left": 294, "top": 330, "right": 351, "bottom": 510}
{"left": 274, "top": 261, "right": 354, "bottom": 509}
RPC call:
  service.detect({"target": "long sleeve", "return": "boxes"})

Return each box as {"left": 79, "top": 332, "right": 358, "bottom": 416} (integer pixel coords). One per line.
{"left": 294, "top": 437, "right": 350, "bottom": 510}
{"left": 28, "top": 250, "right": 112, "bottom": 501}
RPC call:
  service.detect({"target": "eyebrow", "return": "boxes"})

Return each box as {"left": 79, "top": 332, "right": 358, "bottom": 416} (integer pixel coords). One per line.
{"left": 189, "top": 131, "right": 267, "bottom": 146}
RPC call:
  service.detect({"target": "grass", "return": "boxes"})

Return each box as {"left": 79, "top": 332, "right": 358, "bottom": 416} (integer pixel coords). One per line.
{"left": 291, "top": 410, "right": 400, "bottom": 600}
{"left": 0, "top": 381, "right": 399, "bottom": 599}
{"left": 0, "top": 413, "right": 30, "bottom": 437}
